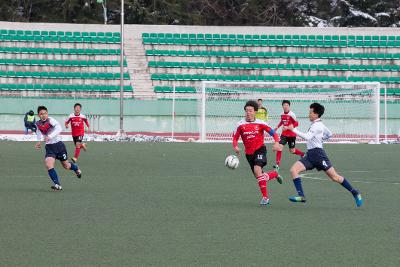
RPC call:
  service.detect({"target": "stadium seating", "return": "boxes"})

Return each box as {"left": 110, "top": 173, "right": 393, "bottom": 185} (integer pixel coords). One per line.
{"left": 0, "top": 29, "right": 121, "bottom": 43}
{"left": 142, "top": 33, "right": 400, "bottom": 47}
{"left": 0, "top": 29, "right": 131, "bottom": 95}
{"left": 142, "top": 32, "right": 400, "bottom": 94}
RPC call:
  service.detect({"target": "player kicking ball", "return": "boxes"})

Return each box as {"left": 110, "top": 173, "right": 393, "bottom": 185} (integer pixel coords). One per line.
{"left": 65, "top": 103, "right": 89, "bottom": 163}
{"left": 233, "top": 100, "right": 283, "bottom": 206}
{"left": 283, "top": 103, "right": 363, "bottom": 207}
{"left": 274, "top": 100, "right": 305, "bottom": 169}
{"left": 35, "top": 106, "right": 82, "bottom": 191}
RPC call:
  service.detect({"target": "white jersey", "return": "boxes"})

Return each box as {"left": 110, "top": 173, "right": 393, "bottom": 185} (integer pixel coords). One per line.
{"left": 293, "top": 119, "right": 332, "bottom": 150}
{"left": 36, "top": 117, "right": 62, "bottom": 145}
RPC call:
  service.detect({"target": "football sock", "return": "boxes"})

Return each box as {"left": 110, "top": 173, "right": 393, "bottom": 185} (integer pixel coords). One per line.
{"left": 341, "top": 178, "right": 358, "bottom": 196}
{"left": 69, "top": 162, "right": 78, "bottom": 172}
{"left": 265, "top": 171, "right": 278, "bottom": 181}
{"left": 256, "top": 174, "right": 268, "bottom": 198}
{"left": 74, "top": 146, "right": 81, "bottom": 159}
{"left": 293, "top": 149, "right": 305, "bottom": 157}
{"left": 48, "top": 168, "right": 60, "bottom": 185}
{"left": 276, "top": 151, "right": 282, "bottom": 166}
{"left": 293, "top": 177, "right": 305, "bottom": 197}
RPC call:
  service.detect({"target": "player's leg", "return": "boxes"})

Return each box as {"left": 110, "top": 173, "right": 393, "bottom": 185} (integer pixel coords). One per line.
{"left": 288, "top": 160, "right": 307, "bottom": 202}
{"left": 45, "top": 156, "right": 62, "bottom": 190}
{"left": 274, "top": 136, "right": 285, "bottom": 168}
{"left": 56, "top": 142, "right": 82, "bottom": 178}
{"left": 288, "top": 138, "right": 304, "bottom": 157}
{"left": 325, "top": 167, "right": 363, "bottom": 207}
{"left": 71, "top": 136, "right": 81, "bottom": 162}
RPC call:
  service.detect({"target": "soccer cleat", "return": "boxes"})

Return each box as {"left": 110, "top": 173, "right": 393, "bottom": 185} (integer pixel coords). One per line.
{"left": 272, "top": 165, "right": 282, "bottom": 184}
{"left": 288, "top": 195, "right": 306, "bottom": 203}
{"left": 75, "top": 169, "right": 82, "bottom": 179}
{"left": 71, "top": 157, "right": 78, "bottom": 163}
{"left": 51, "top": 184, "right": 62, "bottom": 191}
{"left": 81, "top": 143, "right": 87, "bottom": 151}
{"left": 354, "top": 192, "right": 363, "bottom": 207}
{"left": 259, "top": 197, "right": 270, "bottom": 206}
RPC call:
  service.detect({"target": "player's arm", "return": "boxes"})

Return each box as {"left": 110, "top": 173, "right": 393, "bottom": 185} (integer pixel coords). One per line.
{"left": 46, "top": 118, "right": 62, "bottom": 141}
{"left": 232, "top": 125, "right": 241, "bottom": 155}
{"left": 65, "top": 116, "right": 71, "bottom": 128}
{"left": 322, "top": 126, "right": 333, "bottom": 141}
{"left": 291, "top": 124, "right": 319, "bottom": 141}
{"left": 262, "top": 124, "right": 280, "bottom": 151}
{"left": 290, "top": 115, "right": 299, "bottom": 128}
{"left": 274, "top": 120, "right": 283, "bottom": 131}
{"left": 84, "top": 116, "right": 90, "bottom": 128}
{"left": 35, "top": 129, "right": 42, "bottom": 149}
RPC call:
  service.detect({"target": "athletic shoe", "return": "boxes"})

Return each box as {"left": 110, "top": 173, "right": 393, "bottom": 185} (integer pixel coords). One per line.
{"left": 51, "top": 184, "right": 62, "bottom": 191}
{"left": 71, "top": 157, "right": 78, "bottom": 163}
{"left": 288, "top": 195, "right": 306, "bottom": 203}
{"left": 75, "top": 169, "right": 82, "bottom": 179}
{"left": 276, "top": 174, "right": 283, "bottom": 184}
{"left": 81, "top": 143, "right": 87, "bottom": 151}
{"left": 260, "top": 197, "right": 270, "bottom": 206}
{"left": 272, "top": 165, "right": 283, "bottom": 184}
{"left": 354, "top": 192, "right": 363, "bottom": 207}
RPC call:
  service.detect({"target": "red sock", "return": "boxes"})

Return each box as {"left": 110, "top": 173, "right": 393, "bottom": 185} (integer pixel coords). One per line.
{"left": 256, "top": 174, "right": 268, "bottom": 198}
{"left": 293, "top": 149, "right": 305, "bottom": 157}
{"left": 74, "top": 146, "right": 81, "bottom": 159}
{"left": 276, "top": 151, "right": 282, "bottom": 166}
{"left": 265, "top": 171, "right": 278, "bottom": 181}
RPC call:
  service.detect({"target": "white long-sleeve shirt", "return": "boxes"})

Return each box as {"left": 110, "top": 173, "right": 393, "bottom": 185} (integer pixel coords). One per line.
{"left": 292, "top": 119, "right": 332, "bottom": 150}
{"left": 36, "top": 117, "right": 62, "bottom": 144}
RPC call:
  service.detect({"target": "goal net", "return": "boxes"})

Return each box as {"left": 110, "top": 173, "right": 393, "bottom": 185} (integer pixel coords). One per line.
{"left": 198, "top": 81, "right": 381, "bottom": 143}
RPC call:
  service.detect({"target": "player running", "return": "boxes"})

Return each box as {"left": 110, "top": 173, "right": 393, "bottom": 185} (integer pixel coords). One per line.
{"left": 284, "top": 103, "right": 363, "bottom": 207}
{"left": 35, "top": 106, "right": 82, "bottom": 191}
{"left": 65, "top": 103, "right": 89, "bottom": 163}
{"left": 233, "top": 100, "right": 282, "bottom": 206}
{"left": 274, "top": 100, "right": 305, "bottom": 169}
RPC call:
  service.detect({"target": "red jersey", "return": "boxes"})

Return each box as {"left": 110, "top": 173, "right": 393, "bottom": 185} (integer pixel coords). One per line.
{"left": 65, "top": 113, "right": 89, "bottom": 137}
{"left": 276, "top": 111, "right": 299, "bottom": 137}
{"left": 233, "top": 119, "right": 279, "bottom": 155}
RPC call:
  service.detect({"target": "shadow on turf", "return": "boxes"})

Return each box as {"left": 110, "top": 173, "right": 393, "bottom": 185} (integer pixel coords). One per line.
{"left": 201, "top": 199, "right": 363, "bottom": 211}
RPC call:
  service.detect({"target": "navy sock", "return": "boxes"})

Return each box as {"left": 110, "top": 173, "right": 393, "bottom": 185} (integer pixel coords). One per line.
{"left": 293, "top": 177, "right": 305, "bottom": 197}
{"left": 48, "top": 168, "right": 60, "bottom": 185}
{"left": 341, "top": 178, "right": 358, "bottom": 196}
{"left": 69, "top": 162, "right": 78, "bottom": 172}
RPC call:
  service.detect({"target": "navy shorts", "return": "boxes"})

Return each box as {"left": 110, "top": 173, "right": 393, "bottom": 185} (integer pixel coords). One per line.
{"left": 279, "top": 136, "right": 296, "bottom": 149}
{"left": 246, "top": 146, "right": 267, "bottom": 172}
{"left": 299, "top": 148, "right": 332, "bottom": 171}
{"left": 45, "top": 141, "right": 68, "bottom": 161}
{"left": 73, "top": 135, "right": 84, "bottom": 145}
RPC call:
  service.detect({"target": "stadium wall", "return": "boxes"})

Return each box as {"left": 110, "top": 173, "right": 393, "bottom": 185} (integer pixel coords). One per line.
{"left": 0, "top": 98, "right": 399, "bottom": 136}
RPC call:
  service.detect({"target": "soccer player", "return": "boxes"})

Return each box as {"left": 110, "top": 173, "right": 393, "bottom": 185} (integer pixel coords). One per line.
{"left": 274, "top": 100, "right": 304, "bottom": 168}
{"left": 35, "top": 106, "right": 82, "bottom": 191}
{"left": 255, "top": 99, "right": 268, "bottom": 122}
{"left": 233, "top": 100, "right": 282, "bottom": 206}
{"left": 65, "top": 103, "right": 89, "bottom": 163}
{"left": 284, "top": 103, "right": 363, "bottom": 207}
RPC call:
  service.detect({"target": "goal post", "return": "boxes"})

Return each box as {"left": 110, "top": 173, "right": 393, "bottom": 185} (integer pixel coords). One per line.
{"left": 199, "top": 81, "right": 382, "bottom": 144}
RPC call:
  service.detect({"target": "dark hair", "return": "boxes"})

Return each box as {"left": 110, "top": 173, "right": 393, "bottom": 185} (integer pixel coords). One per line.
{"left": 244, "top": 100, "right": 258, "bottom": 111}
{"left": 257, "top": 99, "right": 263, "bottom": 102}
{"left": 282, "top": 100, "right": 291, "bottom": 106}
{"left": 37, "top": 106, "right": 47, "bottom": 114}
{"left": 28, "top": 110, "right": 34, "bottom": 116}
{"left": 310, "top": 103, "right": 325, "bottom": 118}
{"left": 74, "top": 103, "right": 82, "bottom": 108}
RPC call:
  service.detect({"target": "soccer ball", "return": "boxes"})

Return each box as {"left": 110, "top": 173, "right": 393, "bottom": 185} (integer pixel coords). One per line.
{"left": 225, "top": 155, "right": 239, "bottom": 169}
